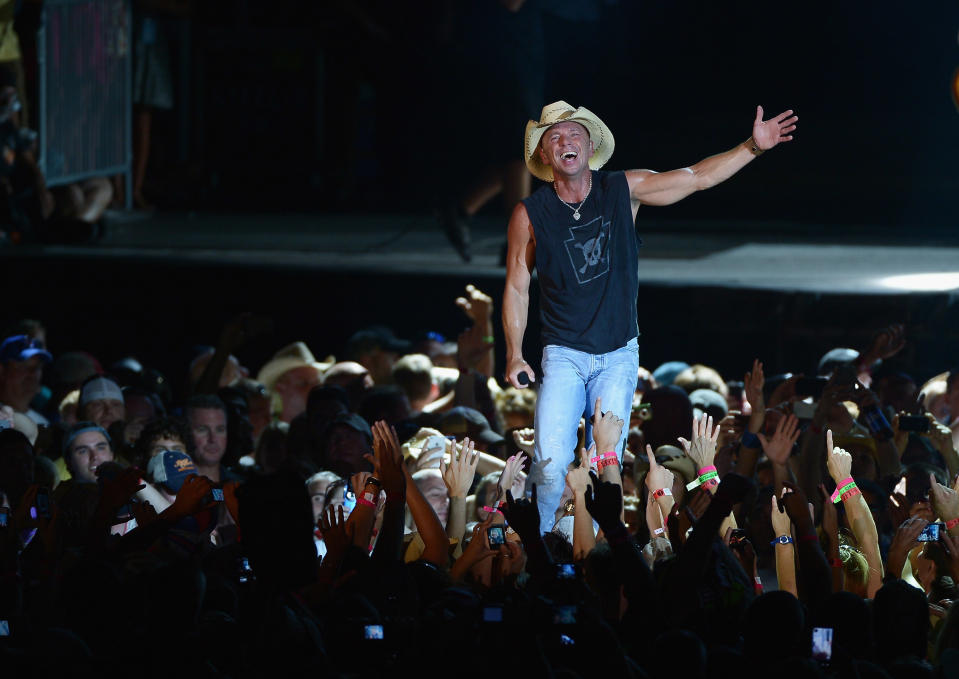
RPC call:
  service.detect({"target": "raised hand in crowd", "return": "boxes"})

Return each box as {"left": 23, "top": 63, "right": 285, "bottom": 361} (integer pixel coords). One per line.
{"left": 495, "top": 450, "right": 527, "bottom": 506}
{"left": 440, "top": 436, "right": 479, "bottom": 544}
{"left": 584, "top": 470, "right": 623, "bottom": 533}
{"left": 456, "top": 284, "right": 494, "bottom": 378}
{"left": 368, "top": 420, "right": 406, "bottom": 498}
{"left": 886, "top": 516, "right": 929, "bottom": 582}
{"left": 826, "top": 430, "right": 883, "bottom": 594}
{"left": 450, "top": 513, "right": 496, "bottom": 582}
{"left": 94, "top": 465, "right": 145, "bottom": 523}
{"left": 818, "top": 483, "right": 843, "bottom": 591}
{"left": 678, "top": 414, "right": 720, "bottom": 490}
{"left": 860, "top": 323, "right": 906, "bottom": 372}
{"left": 591, "top": 397, "right": 625, "bottom": 484}
{"left": 771, "top": 491, "right": 798, "bottom": 596}
{"left": 439, "top": 437, "right": 479, "bottom": 498}
{"left": 165, "top": 474, "right": 215, "bottom": 521}
{"left": 929, "top": 472, "right": 959, "bottom": 534}
{"left": 566, "top": 445, "right": 596, "bottom": 560}
{"left": 511, "top": 427, "right": 534, "bottom": 455}
{"left": 644, "top": 444, "right": 675, "bottom": 520}
{"left": 319, "top": 504, "right": 355, "bottom": 576}
{"left": 758, "top": 413, "right": 800, "bottom": 493}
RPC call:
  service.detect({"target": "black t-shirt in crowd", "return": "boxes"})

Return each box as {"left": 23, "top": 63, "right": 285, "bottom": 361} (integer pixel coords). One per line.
{"left": 522, "top": 170, "right": 641, "bottom": 354}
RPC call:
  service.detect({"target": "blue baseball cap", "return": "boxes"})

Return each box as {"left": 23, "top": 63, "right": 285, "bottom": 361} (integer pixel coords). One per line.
{"left": 147, "top": 449, "right": 198, "bottom": 493}
{"left": 0, "top": 335, "right": 52, "bottom": 363}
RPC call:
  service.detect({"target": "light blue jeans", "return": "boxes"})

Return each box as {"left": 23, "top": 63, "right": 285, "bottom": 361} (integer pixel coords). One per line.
{"left": 530, "top": 337, "right": 639, "bottom": 535}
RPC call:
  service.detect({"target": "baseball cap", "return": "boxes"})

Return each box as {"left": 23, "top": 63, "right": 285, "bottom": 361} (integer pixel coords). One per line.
{"left": 147, "top": 449, "right": 198, "bottom": 493}
{"left": 438, "top": 407, "right": 504, "bottom": 446}
{"left": 652, "top": 361, "right": 689, "bottom": 387}
{"left": 329, "top": 412, "right": 373, "bottom": 443}
{"left": 689, "top": 388, "right": 729, "bottom": 421}
{"left": 79, "top": 376, "right": 124, "bottom": 406}
{"left": 0, "top": 335, "right": 52, "bottom": 363}
{"left": 347, "top": 326, "right": 412, "bottom": 357}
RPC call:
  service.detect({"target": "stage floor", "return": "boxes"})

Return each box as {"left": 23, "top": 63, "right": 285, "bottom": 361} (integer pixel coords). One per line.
{"left": 6, "top": 210, "right": 959, "bottom": 295}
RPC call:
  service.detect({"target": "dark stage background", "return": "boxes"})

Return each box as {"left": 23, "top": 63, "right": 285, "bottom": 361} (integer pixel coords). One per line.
{"left": 6, "top": 0, "right": 959, "bottom": 396}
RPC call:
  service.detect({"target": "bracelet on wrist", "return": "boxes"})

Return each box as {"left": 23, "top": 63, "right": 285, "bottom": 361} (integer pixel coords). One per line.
{"left": 771, "top": 535, "right": 794, "bottom": 546}
{"left": 746, "top": 137, "right": 764, "bottom": 156}
{"left": 652, "top": 487, "right": 672, "bottom": 499}
{"left": 830, "top": 478, "right": 856, "bottom": 503}
{"left": 686, "top": 465, "right": 719, "bottom": 491}
{"left": 840, "top": 487, "right": 862, "bottom": 503}
{"left": 754, "top": 576, "right": 764, "bottom": 595}
{"left": 365, "top": 476, "right": 382, "bottom": 488}
{"left": 945, "top": 517, "right": 959, "bottom": 531}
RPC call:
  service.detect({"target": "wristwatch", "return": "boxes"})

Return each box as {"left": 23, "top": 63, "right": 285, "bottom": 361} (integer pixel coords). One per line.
{"left": 770, "top": 535, "right": 794, "bottom": 546}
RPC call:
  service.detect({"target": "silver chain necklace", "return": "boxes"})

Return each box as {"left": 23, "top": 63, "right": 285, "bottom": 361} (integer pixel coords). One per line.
{"left": 553, "top": 173, "right": 592, "bottom": 221}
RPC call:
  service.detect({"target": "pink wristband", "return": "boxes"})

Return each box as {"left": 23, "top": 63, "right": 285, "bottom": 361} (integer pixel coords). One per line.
{"left": 830, "top": 477, "right": 855, "bottom": 503}
{"left": 946, "top": 517, "right": 959, "bottom": 531}
{"left": 482, "top": 505, "right": 503, "bottom": 515}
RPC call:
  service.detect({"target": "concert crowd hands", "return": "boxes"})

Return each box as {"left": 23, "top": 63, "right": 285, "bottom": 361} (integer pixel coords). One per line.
{"left": 6, "top": 311, "right": 959, "bottom": 674}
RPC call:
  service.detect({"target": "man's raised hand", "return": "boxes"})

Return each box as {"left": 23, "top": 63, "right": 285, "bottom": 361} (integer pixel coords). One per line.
{"left": 752, "top": 106, "right": 798, "bottom": 151}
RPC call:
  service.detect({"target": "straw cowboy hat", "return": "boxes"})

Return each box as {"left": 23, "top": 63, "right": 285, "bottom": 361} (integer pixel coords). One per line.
{"left": 256, "top": 342, "right": 332, "bottom": 390}
{"left": 524, "top": 100, "right": 615, "bottom": 182}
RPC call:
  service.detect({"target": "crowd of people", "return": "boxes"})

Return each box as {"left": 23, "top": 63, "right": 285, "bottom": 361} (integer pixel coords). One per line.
{"left": 1, "top": 289, "right": 959, "bottom": 678}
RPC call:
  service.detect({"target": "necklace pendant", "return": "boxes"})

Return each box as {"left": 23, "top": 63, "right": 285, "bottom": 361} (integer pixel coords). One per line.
{"left": 573, "top": 211, "right": 581, "bottom": 221}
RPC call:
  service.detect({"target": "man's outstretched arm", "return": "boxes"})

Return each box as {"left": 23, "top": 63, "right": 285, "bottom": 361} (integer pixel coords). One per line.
{"left": 502, "top": 202, "right": 536, "bottom": 389}
{"left": 626, "top": 106, "right": 797, "bottom": 207}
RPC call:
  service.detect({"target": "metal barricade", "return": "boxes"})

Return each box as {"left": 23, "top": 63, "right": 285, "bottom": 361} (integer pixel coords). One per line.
{"left": 37, "top": 0, "right": 131, "bottom": 201}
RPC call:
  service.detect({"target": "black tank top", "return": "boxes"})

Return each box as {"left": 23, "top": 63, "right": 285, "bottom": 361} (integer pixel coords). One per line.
{"left": 522, "top": 170, "right": 640, "bottom": 354}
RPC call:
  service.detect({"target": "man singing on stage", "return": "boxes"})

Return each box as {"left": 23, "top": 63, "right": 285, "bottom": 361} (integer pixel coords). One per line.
{"left": 502, "top": 100, "right": 798, "bottom": 532}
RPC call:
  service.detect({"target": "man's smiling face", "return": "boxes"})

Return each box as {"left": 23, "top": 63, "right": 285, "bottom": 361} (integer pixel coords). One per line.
{"left": 538, "top": 121, "right": 593, "bottom": 179}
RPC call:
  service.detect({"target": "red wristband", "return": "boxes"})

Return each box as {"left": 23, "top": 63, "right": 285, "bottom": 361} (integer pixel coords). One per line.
{"left": 357, "top": 497, "right": 376, "bottom": 508}
{"left": 653, "top": 488, "right": 672, "bottom": 499}
{"left": 754, "top": 576, "right": 764, "bottom": 595}
{"left": 946, "top": 517, "right": 959, "bottom": 531}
